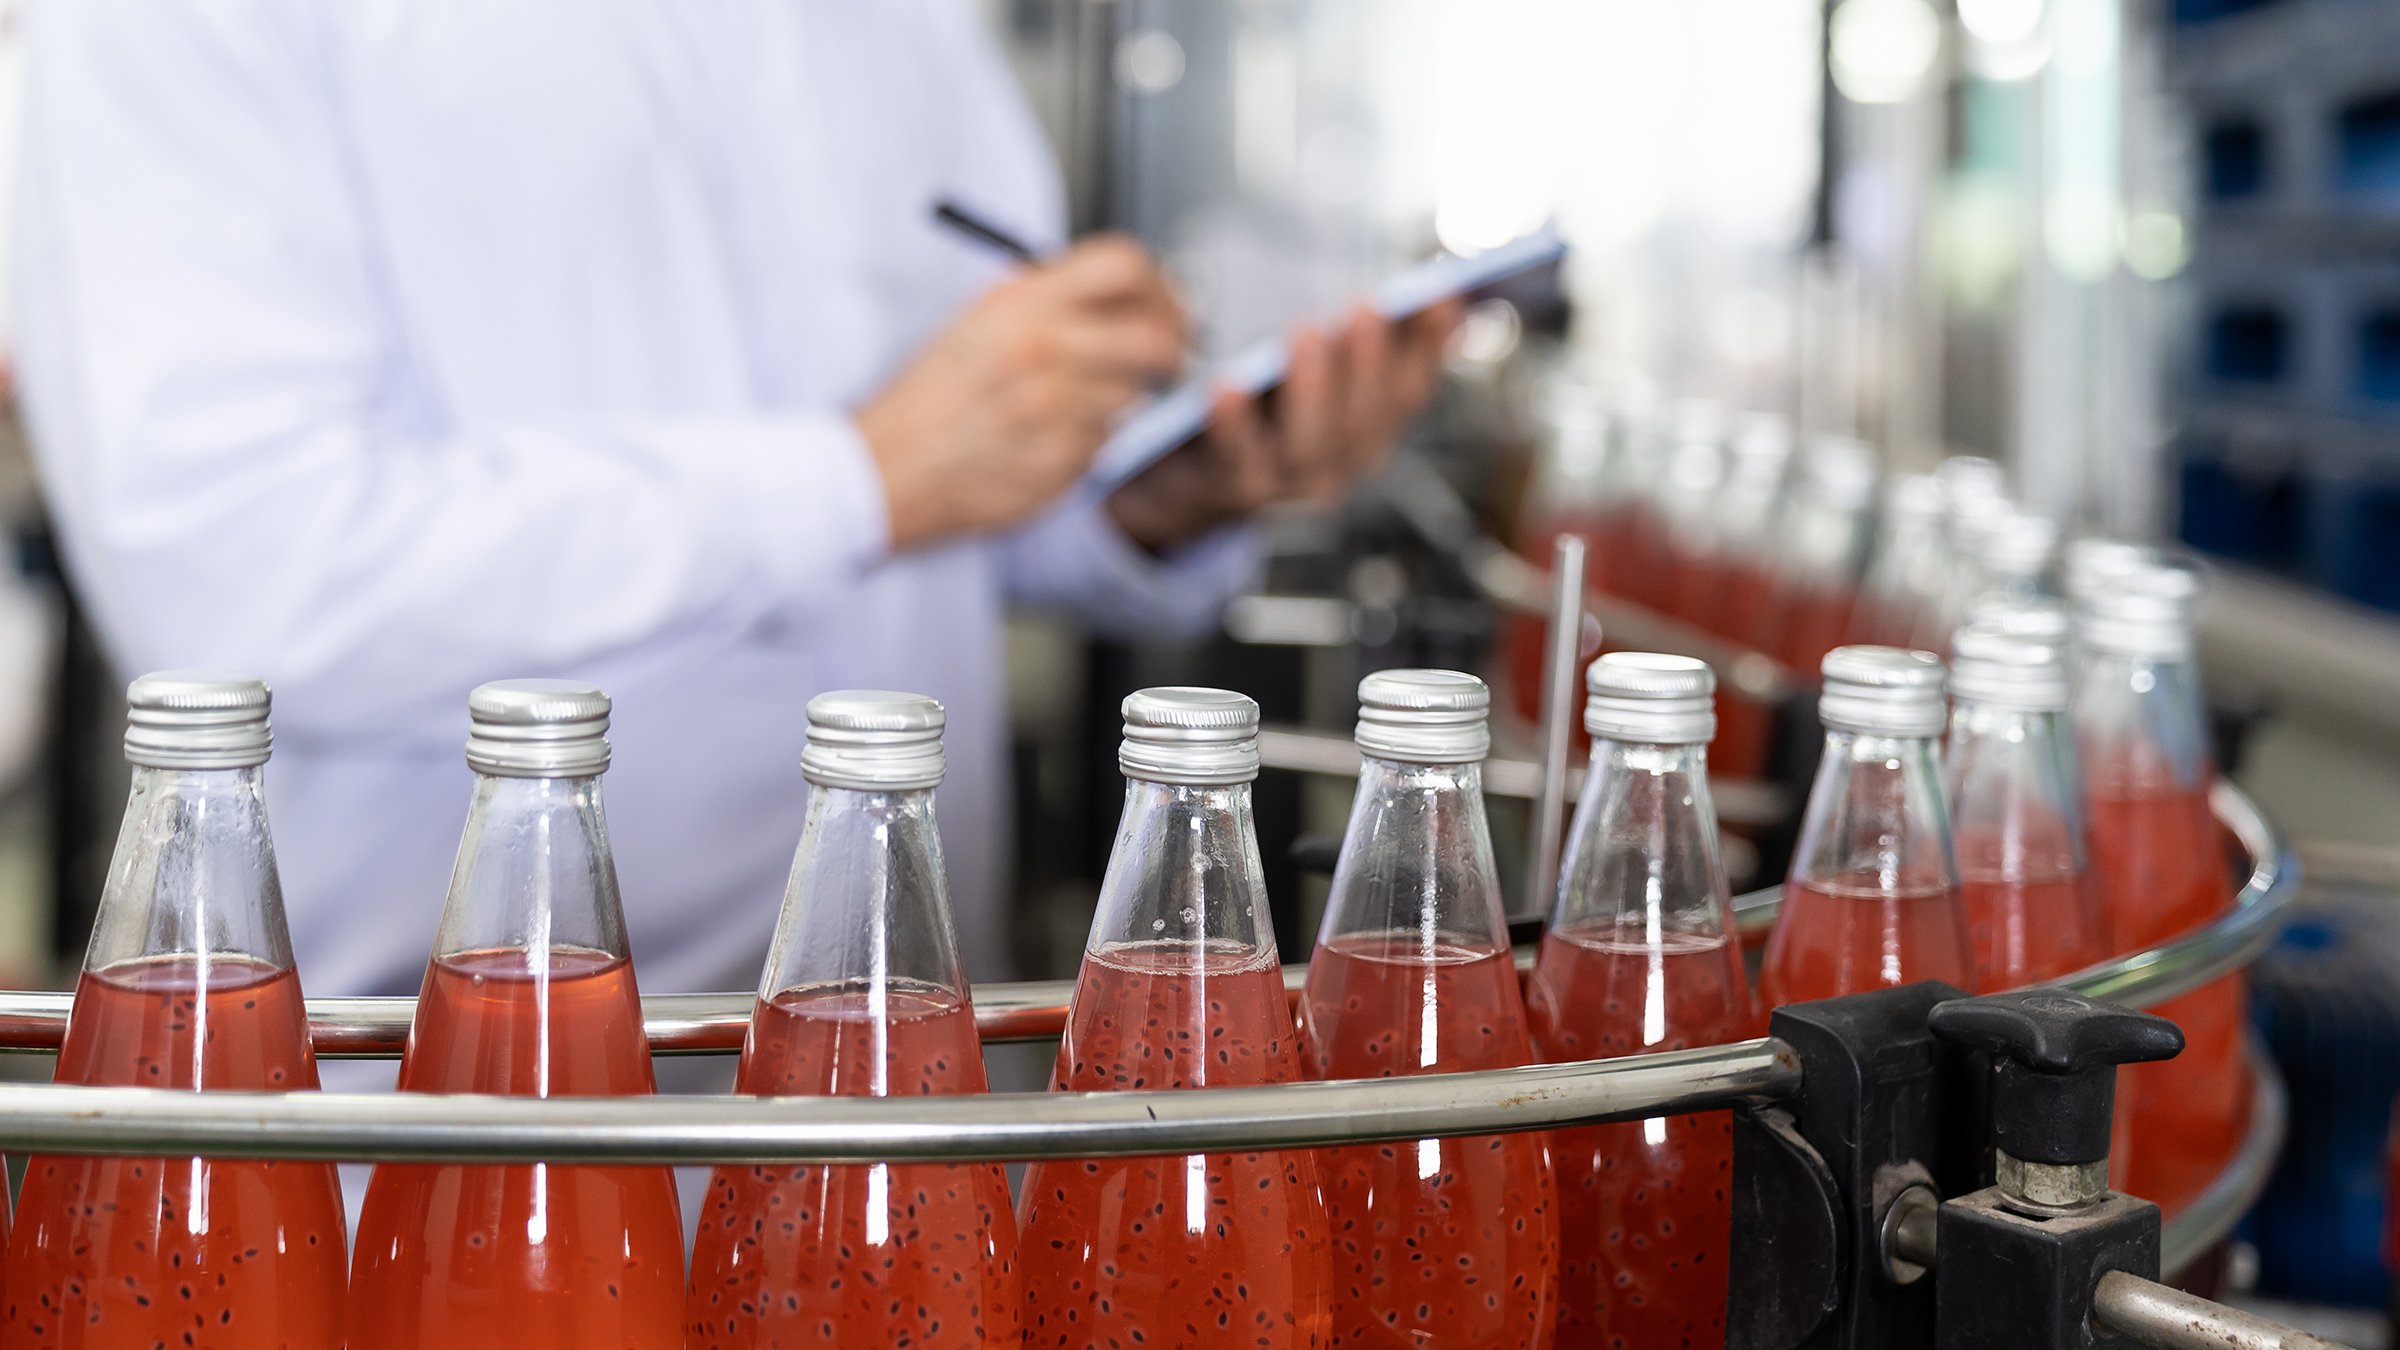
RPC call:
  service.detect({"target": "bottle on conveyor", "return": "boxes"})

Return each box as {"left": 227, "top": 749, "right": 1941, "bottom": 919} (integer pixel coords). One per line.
{"left": 1528, "top": 652, "right": 1759, "bottom": 1350}
{"left": 5, "top": 672, "right": 345, "bottom": 1349}
{"left": 1295, "top": 670, "right": 1558, "bottom": 1349}
{"left": 685, "top": 691, "right": 1018, "bottom": 1348}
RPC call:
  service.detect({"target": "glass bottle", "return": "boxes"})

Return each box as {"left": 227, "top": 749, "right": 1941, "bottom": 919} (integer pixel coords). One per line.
{"left": 1946, "top": 623, "right": 2103, "bottom": 990}
{"left": 1761, "top": 647, "right": 1975, "bottom": 1003}
{"left": 1657, "top": 403, "right": 1731, "bottom": 628}
{"left": 1765, "top": 439, "right": 1877, "bottom": 675}
{"left": 350, "top": 680, "right": 684, "bottom": 1348}
{"left": 1017, "top": 688, "right": 1332, "bottom": 1349}
{"left": 2072, "top": 557, "right": 2247, "bottom": 1215}
{"left": 686, "top": 692, "right": 1018, "bottom": 1348}
{"left": 1527, "top": 653, "right": 1759, "bottom": 1350}
{"left": 4, "top": 673, "right": 346, "bottom": 1348}
{"left": 1506, "top": 381, "right": 1618, "bottom": 724}
{"left": 1295, "top": 671, "right": 1558, "bottom": 1349}
{"left": 1852, "top": 473, "right": 1951, "bottom": 649}
{"left": 1707, "top": 415, "right": 1795, "bottom": 778}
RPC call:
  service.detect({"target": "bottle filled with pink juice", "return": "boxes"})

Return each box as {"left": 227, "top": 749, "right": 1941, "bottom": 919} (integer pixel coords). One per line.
{"left": 1759, "top": 439, "right": 1875, "bottom": 675}
{"left": 2071, "top": 553, "right": 2247, "bottom": 1215}
{"left": 1526, "top": 652, "right": 1758, "bottom": 1349}
{"left": 349, "top": 681, "right": 684, "bottom": 1349}
{"left": 1295, "top": 671, "right": 1558, "bottom": 1348}
{"left": 686, "top": 691, "right": 1017, "bottom": 1348}
{"left": 1851, "top": 474, "right": 1951, "bottom": 650}
{"left": 1946, "top": 619, "right": 2103, "bottom": 990}
{"left": 1762, "top": 647, "right": 1974, "bottom": 1004}
{"left": 1017, "top": 688, "right": 1332, "bottom": 1348}
{"left": 4, "top": 673, "right": 345, "bottom": 1349}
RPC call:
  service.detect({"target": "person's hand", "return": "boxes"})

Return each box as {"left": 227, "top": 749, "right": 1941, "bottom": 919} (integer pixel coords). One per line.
{"left": 857, "top": 235, "right": 1186, "bottom": 552}
{"left": 1106, "top": 299, "right": 1463, "bottom": 555}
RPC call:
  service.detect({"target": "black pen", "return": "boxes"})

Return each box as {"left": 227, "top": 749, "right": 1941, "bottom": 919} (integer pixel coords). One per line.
{"left": 934, "top": 200, "right": 1045, "bottom": 265}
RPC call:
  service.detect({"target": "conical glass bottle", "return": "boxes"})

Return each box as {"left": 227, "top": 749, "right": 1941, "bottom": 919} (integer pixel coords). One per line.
{"left": 686, "top": 691, "right": 1018, "bottom": 1348}
{"left": 1706, "top": 416, "right": 1795, "bottom": 778}
{"left": 1506, "top": 380, "right": 1619, "bottom": 724}
{"left": 1761, "top": 647, "right": 1975, "bottom": 1003}
{"left": 4, "top": 672, "right": 346, "bottom": 1348}
{"left": 1295, "top": 671, "right": 1558, "bottom": 1349}
{"left": 1852, "top": 473, "right": 1950, "bottom": 649}
{"left": 1017, "top": 687, "right": 1332, "bottom": 1349}
{"left": 1527, "top": 652, "right": 1758, "bottom": 1350}
{"left": 350, "top": 680, "right": 684, "bottom": 1348}
{"left": 1765, "top": 439, "right": 1877, "bottom": 674}
{"left": 2071, "top": 556, "right": 2247, "bottom": 1215}
{"left": 1946, "top": 623, "right": 2103, "bottom": 990}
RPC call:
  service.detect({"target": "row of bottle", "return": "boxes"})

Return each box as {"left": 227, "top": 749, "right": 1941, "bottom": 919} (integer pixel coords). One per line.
{"left": 0, "top": 576, "right": 2235, "bottom": 1349}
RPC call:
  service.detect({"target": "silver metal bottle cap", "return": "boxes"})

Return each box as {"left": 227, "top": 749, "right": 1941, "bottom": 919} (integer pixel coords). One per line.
{"left": 2075, "top": 556, "right": 2204, "bottom": 659}
{"left": 1355, "top": 670, "right": 1490, "bottom": 764}
{"left": 1818, "top": 646, "right": 1949, "bottom": 738}
{"left": 2062, "top": 538, "right": 2155, "bottom": 603}
{"left": 124, "top": 671, "right": 273, "bottom": 770}
{"left": 1949, "top": 622, "right": 2069, "bottom": 711}
{"left": 1120, "top": 687, "right": 1260, "bottom": 786}
{"left": 1965, "top": 593, "right": 2073, "bottom": 646}
{"left": 1980, "top": 512, "right": 2060, "bottom": 582}
{"left": 1885, "top": 473, "right": 1949, "bottom": 524}
{"left": 803, "top": 690, "right": 945, "bottom": 792}
{"left": 1584, "top": 652, "right": 1717, "bottom": 745}
{"left": 465, "top": 679, "right": 611, "bottom": 778}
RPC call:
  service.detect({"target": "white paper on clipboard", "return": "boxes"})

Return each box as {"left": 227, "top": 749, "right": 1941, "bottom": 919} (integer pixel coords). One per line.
{"left": 1088, "top": 229, "right": 1568, "bottom": 487}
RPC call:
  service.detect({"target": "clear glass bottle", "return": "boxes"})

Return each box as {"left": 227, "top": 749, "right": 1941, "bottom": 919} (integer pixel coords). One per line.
{"left": 1527, "top": 652, "right": 1758, "bottom": 1350}
{"left": 1706, "top": 415, "right": 1797, "bottom": 777}
{"left": 1506, "top": 380, "right": 1619, "bottom": 723}
{"left": 350, "top": 681, "right": 683, "bottom": 1349}
{"left": 1295, "top": 671, "right": 1558, "bottom": 1349}
{"left": 2072, "top": 557, "right": 2247, "bottom": 1216}
{"left": 1657, "top": 402, "right": 1732, "bottom": 627}
{"left": 686, "top": 692, "right": 1018, "bottom": 1348}
{"left": 1016, "top": 688, "right": 1331, "bottom": 1349}
{"left": 1852, "top": 473, "right": 1951, "bottom": 648}
{"left": 5, "top": 673, "right": 346, "bottom": 1347}
{"left": 1765, "top": 438, "right": 1878, "bottom": 674}
{"left": 1762, "top": 646, "right": 1974, "bottom": 1003}
{"left": 1946, "top": 623, "right": 2103, "bottom": 990}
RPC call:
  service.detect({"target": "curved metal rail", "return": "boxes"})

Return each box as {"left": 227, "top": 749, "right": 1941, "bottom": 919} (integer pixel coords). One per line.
{"left": 0, "top": 782, "right": 2296, "bottom": 1175}
{"left": 0, "top": 1039, "right": 1798, "bottom": 1165}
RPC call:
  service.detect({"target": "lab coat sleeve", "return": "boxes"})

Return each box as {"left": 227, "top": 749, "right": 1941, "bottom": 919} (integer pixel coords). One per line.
{"left": 997, "top": 489, "right": 1260, "bottom": 640}
{"left": 12, "top": 0, "right": 888, "bottom": 733}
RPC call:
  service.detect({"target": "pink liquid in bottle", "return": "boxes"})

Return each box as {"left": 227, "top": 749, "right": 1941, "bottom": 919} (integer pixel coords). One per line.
{"left": 1959, "top": 863, "right": 2104, "bottom": 991}
{"left": 1298, "top": 933, "right": 1556, "bottom": 1349}
{"left": 1017, "top": 943, "right": 1332, "bottom": 1349}
{"left": 1760, "top": 874, "right": 1975, "bottom": 1007}
{"left": 4, "top": 955, "right": 346, "bottom": 1348}
{"left": 349, "top": 946, "right": 686, "bottom": 1349}
{"left": 687, "top": 985, "right": 1016, "bottom": 1347}
{"left": 1529, "top": 922, "right": 1756, "bottom": 1349}
{"left": 2088, "top": 777, "right": 2247, "bottom": 1215}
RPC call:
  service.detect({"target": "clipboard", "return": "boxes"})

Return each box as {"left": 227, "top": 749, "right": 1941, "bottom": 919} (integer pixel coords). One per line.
{"left": 1088, "top": 229, "right": 1568, "bottom": 486}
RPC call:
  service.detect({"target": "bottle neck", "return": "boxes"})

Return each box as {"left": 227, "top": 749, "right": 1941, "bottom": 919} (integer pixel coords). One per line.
{"left": 1945, "top": 703, "right": 2086, "bottom": 877}
{"left": 1552, "top": 739, "right": 1731, "bottom": 942}
{"left": 759, "top": 784, "right": 963, "bottom": 1002}
{"left": 90, "top": 764, "right": 294, "bottom": 975}
{"left": 2073, "top": 648, "right": 2211, "bottom": 793}
{"left": 1090, "top": 778, "right": 1276, "bottom": 967}
{"left": 1316, "top": 756, "right": 1506, "bottom": 955}
{"left": 1792, "top": 729, "right": 1958, "bottom": 896}
{"left": 435, "top": 772, "right": 627, "bottom": 966}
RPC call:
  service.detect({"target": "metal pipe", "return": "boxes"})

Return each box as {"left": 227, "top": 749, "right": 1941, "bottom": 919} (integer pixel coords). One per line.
{"left": 1526, "top": 534, "right": 1587, "bottom": 924}
{"left": 2093, "top": 1271, "right": 2356, "bottom": 1350}
{"left": 0, "top": 1038, "right": 1802, "bottom": 1165}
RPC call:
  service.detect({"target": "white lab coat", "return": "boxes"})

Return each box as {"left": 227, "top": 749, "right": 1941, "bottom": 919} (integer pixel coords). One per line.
{"left": 14, "top": 0, "right": 1253, "bottom": 998}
